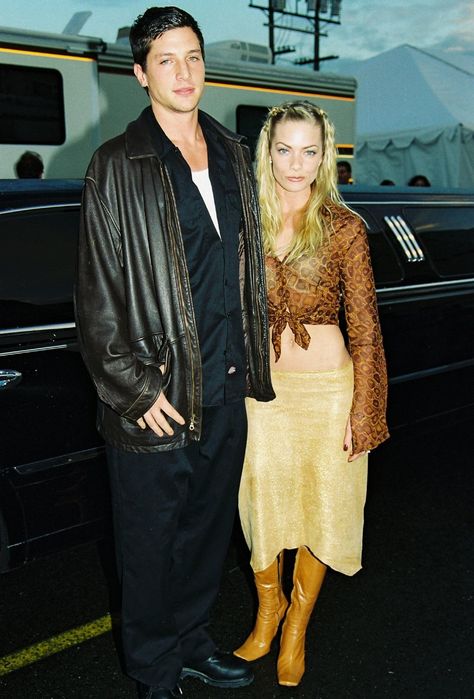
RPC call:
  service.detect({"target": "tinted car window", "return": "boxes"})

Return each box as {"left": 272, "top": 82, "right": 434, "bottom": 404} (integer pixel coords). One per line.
{"left": 404, "top": 206, "right": 474, "bottom": 278}
{"left": 350, "top": 206, "right": 404, "bottom": 284}
{"left": 0, "top": 206, "right": 79, "bottom": 327}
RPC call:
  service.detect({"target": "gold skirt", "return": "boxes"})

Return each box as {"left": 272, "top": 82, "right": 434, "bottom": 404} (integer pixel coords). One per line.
{"left": 239, "top": 361, "right": 367, "bottom": 576}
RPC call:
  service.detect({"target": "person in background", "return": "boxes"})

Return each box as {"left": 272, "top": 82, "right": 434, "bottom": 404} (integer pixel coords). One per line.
{"left": 337, "top": 159, "right": 352, "bottom": 184}
{"left": 408, "top": 174, "right": 431, "bottom": 186}
{"left": 15, "top": 151, "right": 44, "bottom": 178}
{"left": 380, "top": 178, "right": 395, "bottom": 185}
{"left": 234, "top": 101, "right": 389, "bottom": 687}
{"left": 74, "top": 6, "right": 274, "bottom": 698}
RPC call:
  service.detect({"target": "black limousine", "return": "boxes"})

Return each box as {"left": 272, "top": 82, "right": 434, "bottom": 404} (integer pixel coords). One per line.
{"left": 1, "top": 180, "right": 473, "bottom": 572}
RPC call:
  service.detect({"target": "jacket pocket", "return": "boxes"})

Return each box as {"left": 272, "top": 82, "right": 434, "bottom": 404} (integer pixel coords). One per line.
{"left": 131, "top": 333, "right": 172, "bottom": 395}
{"left": 155, "top": 338, "right": 171, "bottom": 392}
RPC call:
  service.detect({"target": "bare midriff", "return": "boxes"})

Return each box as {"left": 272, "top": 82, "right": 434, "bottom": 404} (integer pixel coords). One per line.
{"left": 270, "top": 323, "right": 350, "bottom": 372}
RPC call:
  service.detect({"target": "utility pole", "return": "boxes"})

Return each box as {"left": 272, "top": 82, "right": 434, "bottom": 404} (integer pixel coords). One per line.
{"left": 267, "top": 1, "right": 297, "bottom": 62}
{"left": 249, "top": 0, "right": 342, "bottom": 70}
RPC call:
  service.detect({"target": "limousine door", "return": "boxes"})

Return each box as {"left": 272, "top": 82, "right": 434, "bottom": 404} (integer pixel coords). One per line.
{"left": 0, "top": 203, "right": 108, "bottom": 570}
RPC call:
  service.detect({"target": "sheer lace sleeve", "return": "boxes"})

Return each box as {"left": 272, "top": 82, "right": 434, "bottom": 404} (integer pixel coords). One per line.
{"left": 340, "top": 216, "right": 389, "bottom": 452}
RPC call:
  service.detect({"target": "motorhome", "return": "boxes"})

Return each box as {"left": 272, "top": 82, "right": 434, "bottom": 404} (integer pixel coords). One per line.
{"left": 0, "top": 25, "right": 356, "bottom": 178}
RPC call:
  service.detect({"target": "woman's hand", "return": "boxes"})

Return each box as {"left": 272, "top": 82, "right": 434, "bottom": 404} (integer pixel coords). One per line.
{"left": 343, "top": 417, "right": 369, "bottom": 462}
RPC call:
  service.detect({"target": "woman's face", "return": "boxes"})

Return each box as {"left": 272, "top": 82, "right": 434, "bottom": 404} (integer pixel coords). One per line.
{"left": 269, "top": 118, "right": 324, "bottom": 196}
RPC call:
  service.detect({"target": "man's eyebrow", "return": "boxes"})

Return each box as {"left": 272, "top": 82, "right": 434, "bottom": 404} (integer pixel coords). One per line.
{"left": 157, "top": 48, "right": 202, "bottom": 57}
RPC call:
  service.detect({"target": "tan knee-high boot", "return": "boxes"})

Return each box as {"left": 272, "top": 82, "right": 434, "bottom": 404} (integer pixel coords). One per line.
{"left": 234, "top": 553, "right": 288, "bottom": 661}
{"left": 277, "top": 546, "right": 326, "bottom": 686}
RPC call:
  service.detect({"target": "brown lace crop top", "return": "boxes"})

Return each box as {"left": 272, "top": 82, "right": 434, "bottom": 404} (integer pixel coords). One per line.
{"left": 266, "top": 203, "right": 389, "bottom": 452}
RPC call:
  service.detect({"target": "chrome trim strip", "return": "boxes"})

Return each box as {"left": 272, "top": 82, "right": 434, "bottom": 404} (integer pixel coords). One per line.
{"left": 376, "top": 277, "right": 474, "bottom": 294}
{"left": 389, "top": 358, "right": 474, "bottom": 385}
{"left": 348, "top": 199, "right": 474, "bottom": 206}
{"left": 397, "top": 216, "right": 425, "bottom": 261}
{"left": 390, "top": 216, "right": 420, "bottom": 261}
{"left": 0, "top": 344, "right": 69, "bottom": 357}
{"left": 0, "top": 322, "right": 75, "bottom": 336}
{"left": 26, "top": 520, "right": 105, "bottom": 545}
{"left": 0, "top": 203, "right": 80, "bottom": 215}
{"left": 14, "top": 446, "right": 105, "bottom": 475}
{"left": 384, "top": 216, "right": 414, "bottom": 261}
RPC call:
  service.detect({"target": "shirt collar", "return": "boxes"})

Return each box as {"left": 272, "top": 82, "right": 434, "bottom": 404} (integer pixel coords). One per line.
{"left": 126, "top": 106, "right": 244, "bottom": 161}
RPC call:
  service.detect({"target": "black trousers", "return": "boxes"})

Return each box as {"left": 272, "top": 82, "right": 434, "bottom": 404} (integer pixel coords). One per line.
{"left": 106, "top": 401, "right": 247, "bottom": 689}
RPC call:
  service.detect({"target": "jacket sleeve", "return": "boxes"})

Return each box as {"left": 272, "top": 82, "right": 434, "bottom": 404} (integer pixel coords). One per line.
{"left": 341, "top": 216, "right": 389, "bottom": 452}
{"left": 74, "top": 176, "right": 163, "bottom": 422}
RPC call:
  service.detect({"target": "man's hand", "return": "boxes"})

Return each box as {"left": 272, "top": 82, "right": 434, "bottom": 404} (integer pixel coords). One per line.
{"left": 137, "top": 392, "right": 185, "bottom": 437}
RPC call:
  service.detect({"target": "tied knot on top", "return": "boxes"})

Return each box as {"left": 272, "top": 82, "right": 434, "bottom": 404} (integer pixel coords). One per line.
{"left": 268, "top": 306, "right": 311, "bottom": 361}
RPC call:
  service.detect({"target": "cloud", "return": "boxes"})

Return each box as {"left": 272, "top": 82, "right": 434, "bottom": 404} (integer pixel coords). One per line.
{"left": 320, "top": 0, "right": 474, "bottom": 62}
{"left": 2, "top": 0, "right": 472, "bottom": 64}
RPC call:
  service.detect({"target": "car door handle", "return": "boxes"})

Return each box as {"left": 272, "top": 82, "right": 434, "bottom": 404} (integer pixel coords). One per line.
{"left": 0, "top": 369, "right": 22, "bottom": 390}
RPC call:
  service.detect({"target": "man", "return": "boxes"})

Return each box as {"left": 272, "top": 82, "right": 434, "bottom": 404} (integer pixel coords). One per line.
{"left": 74, "top": 7, "right": 274, "bottom": 699}
{"left": 337, "top": 159, "right": 352, "bottom": 184}
{"left": 15, "top": 150, "right": 44, "bottom": 178}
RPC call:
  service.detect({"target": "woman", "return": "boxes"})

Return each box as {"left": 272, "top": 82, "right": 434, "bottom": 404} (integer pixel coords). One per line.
{"left": 234, "top": 101, "right": 389, "bottom": 686}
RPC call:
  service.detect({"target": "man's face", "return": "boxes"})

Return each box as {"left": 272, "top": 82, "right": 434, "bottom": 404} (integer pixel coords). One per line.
{"left": 134, "top": 26, "right": 205, "bottom": 116}
{"left": 337, "top": 164, "right": 351, "bottom": 184}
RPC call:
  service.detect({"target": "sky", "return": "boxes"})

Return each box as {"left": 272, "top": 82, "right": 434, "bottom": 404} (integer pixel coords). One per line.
{"left": 1, "top": 0, "right": 473, "bottom": 71}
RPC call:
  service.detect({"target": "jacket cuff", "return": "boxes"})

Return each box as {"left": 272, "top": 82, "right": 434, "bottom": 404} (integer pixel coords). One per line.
{"left": 120, "top": 369, "right": 163, "bottom": 422}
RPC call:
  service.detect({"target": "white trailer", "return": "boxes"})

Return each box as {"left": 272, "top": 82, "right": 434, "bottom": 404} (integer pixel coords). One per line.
{"left": 0, "top": 26, "right": 356, "bottom": 178}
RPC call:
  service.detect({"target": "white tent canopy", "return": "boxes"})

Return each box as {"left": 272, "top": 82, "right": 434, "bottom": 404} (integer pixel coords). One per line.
{"left": 350, "top": 45, "right": 474, "bottom": 187}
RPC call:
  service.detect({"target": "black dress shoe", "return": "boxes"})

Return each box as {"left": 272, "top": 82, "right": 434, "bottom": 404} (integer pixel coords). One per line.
{"left": 181, "top": 650, "right": 254, "bottom": 688}
{"left": 136, "top": 681, "right": 183, "bottom": 698}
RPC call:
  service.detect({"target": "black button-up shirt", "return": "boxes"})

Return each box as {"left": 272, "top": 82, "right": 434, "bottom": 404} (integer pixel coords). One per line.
{"left": 145, "top": 108, "right": 246, "bottom": 406}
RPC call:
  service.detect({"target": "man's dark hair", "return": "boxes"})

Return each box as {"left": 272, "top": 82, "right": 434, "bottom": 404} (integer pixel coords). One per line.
{"left": 130, "top": 6, "right": 205, "bottom": 68}
{"left": 337, "top": 160, "right": 352, "bottom": 173}
{"left": 407, "top": 174, "right": 431, "bottom": 187}
{"left": 15, "top": 151, "right": 44, "bottom": 178}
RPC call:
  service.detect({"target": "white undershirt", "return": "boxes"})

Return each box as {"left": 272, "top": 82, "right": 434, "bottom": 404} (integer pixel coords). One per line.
{"left": 191, "top": 168, "right": 221, "bottom": 238}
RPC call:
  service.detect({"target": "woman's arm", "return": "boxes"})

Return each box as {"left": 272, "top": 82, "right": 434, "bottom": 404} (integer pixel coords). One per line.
{"left": 341, "top": 216, "right": 390, "bottom": 453}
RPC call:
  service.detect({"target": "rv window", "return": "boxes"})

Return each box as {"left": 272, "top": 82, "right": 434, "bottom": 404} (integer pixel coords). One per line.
{"left": 404, "top": 207, "right": 474, "bottom": 278}
{"left": 236, "top": 105, "right": 269, "bottom": 159}
{"left": 0, "top": 64, "right": 65, "bottom": 145}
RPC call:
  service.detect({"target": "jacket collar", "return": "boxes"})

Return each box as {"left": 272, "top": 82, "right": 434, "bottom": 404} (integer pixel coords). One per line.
{"left": 125, "top": 106, "right": 245, "bottom": 161}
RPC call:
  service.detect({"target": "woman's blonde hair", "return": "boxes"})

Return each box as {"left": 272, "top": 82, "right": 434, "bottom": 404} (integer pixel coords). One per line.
{"left": 255, "top": 100, "right": 345, "bottom": 261}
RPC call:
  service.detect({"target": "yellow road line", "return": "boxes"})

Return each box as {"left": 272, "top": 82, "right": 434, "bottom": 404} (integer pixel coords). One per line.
{"left": 0, "top": 614, "right": 112, "bottom": 676}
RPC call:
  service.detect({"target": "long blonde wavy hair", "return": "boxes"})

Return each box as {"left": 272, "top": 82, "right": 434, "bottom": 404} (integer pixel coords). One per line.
{"left": 256, "top": 100, "right": 346, "bottom": 262}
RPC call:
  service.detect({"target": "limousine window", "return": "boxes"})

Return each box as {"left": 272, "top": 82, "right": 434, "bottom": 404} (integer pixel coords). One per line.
{"left": 0, "top": 206, "right": 78, "bottom": 327}
{"left": 404, "top": 206, "right": 474, "bottom": 278}
{"left": 349, "top": 206, "right": 404, "bottom": 285}
{"left": 0, "top": 64, "right": 65, "bottom": 145}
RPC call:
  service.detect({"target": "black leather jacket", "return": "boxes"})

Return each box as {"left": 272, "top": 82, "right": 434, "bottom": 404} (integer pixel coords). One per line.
{"left": 74, "top": 109, "right": 274, "bottom": 453}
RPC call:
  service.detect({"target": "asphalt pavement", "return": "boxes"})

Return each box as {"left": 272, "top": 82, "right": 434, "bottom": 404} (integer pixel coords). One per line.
{"left": 0, "top": 420, "right": 472, "bottom": 698}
